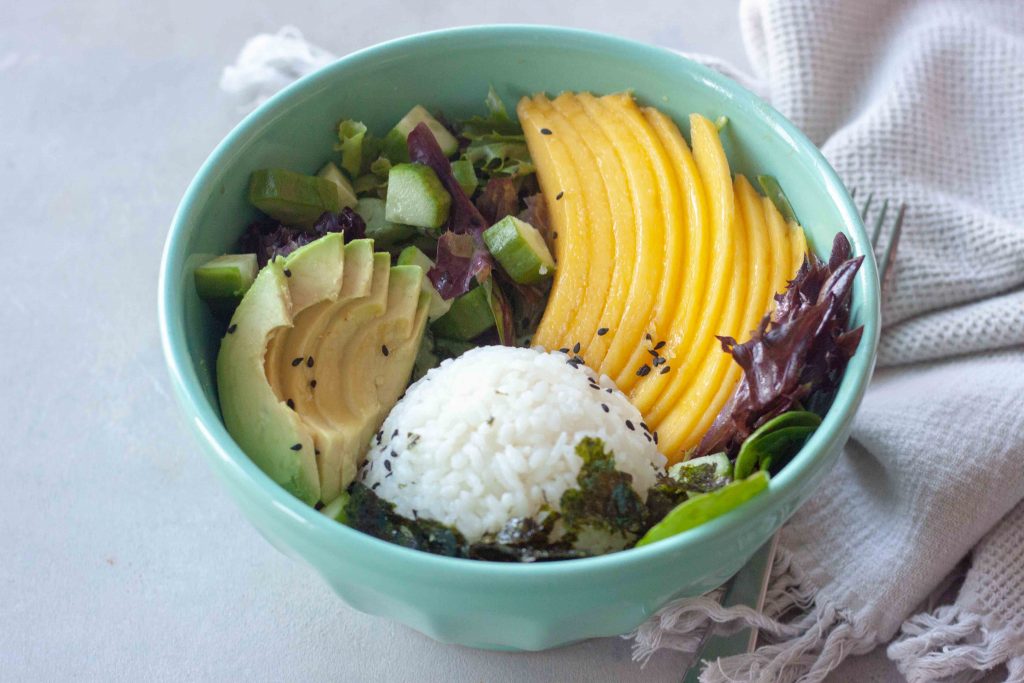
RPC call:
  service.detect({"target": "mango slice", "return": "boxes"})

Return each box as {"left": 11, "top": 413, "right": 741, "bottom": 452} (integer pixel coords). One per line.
{"left": 628, "top": 108, "right": 710, "bottom": 415}
{"left": 520, "top": 94, "right": 810, "bottom": 463}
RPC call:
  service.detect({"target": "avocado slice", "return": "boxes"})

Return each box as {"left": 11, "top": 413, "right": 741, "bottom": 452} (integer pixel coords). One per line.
{"left": 312, "top": 263, "right": 428, "bottom": 503}
{"left": 216, "top": 258, "right": 322, "bottom": 505}
{"left": 217, "top": 233, "right": 428, "bottom": 506}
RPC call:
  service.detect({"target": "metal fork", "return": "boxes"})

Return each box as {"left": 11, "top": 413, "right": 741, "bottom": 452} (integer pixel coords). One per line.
{"left": 681, "top": 191, "right": 906, "bottom": 681}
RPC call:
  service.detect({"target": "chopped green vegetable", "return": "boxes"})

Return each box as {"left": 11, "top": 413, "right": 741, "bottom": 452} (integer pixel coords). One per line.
{"left": 636, "top": 471, "right": 770, "bottom": 547}
{"left": 465, "top": 135, "right": 534, "bottom": 178}
{"left": 734, "top": 411, "right": 821, "bottom": 479}
{"left": 194, "top": 253, "right": 258, "bottom": 313}
{"left": 385, "top": 163, "right": 451, "bottom": 229}
{"left": 335, "top": 120, "right": 367, "bottom": 178}
{"left": 757, "top": 174, "right": 797, "bottom": 223}
{"left": 668, "top": 453, "right": 732, "bottom": 492}
{"left": 316, "top": 162, "right": 358, "bottom": 209}
{"left": 383, "top": 105, "right": 459, "bottom": 162}
{"left": 410, "top": 329, "right": 439, "bottom": 382}
{"left": 320, "top": 491, "right": 351, "bottom": 524}
{"left": 248, "top": 168, "right": 342, "bottom": 228}
{"left": 450, "top": 159, "right": 479, "bottom": 196}
{"left": 397, "top": 245, "right": 452, "bottom": 320}
{"left": 483, "top": 215, "right": 555, "bottom": 284}
{"left": 430, "top": 285, "right": 495, "bottom": 340}
{"left": 433, "top": 336, "right": 476, "bottom": 360}
{"left": 355, "top": 197, "right": 415, "bottom": 248}
{"left": 459, "top": 86, "right": 524, "bottom": 138}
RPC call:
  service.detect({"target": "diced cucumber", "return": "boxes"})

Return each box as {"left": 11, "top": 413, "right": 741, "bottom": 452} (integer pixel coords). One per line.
{"left": 385, "top": 163, "right": 451, "bottom": 229}
{"left": 636, "top": 471, "right": 770, "bottom": 547}
{"left": 397, "top": 246, "right": 452, "bottom": 320}
{"left": 382, "top": 105, "right": 460, "bottom": 162}
{"left": 336, "top": 120, "right": 367, "bottom": 178}
{"left": 669, "top": 453, "right": 732, "bottom": 482}
{"left": 482, "top": 216, "right": 555, "bottom": 284}
{"left": 431, "top": 286, "right": 495, "bottom": 340}
{"left": 450, "top": 159, "right": 479, "bottom": 196}
{"left": 194, "top": 253, "right": 258, "bottom": 315}
{"left": 356, "top": 197, "right": 416, "bottom": 248}
{"left": 249, "top": 168, "right": 342, "bottom": 228}
{"left": 316, "top": 162, "right": 358, "bottom": 209}
{"left": 320, "top": 491, "right": 350, "bottom": 524}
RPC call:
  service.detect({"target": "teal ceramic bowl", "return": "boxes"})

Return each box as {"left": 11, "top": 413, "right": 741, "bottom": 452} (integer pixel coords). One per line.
{"left": 159, "top": 25, "right": 879, "bottom": 651}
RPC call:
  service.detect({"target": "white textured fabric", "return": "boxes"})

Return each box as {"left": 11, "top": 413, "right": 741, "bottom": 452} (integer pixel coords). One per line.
{"left": 633, "top": 1, "right": 1024, "bottom": 681}
{"left": 220, "top": 7, "right": 1024, "bottom": 681}
{"left": 219, "top": 26, "right": 335, "bottom": 110}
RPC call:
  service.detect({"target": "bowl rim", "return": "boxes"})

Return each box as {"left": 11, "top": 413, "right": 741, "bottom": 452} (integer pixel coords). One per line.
{"left": 158, "top": 24, "right": 879, "bottom": 579}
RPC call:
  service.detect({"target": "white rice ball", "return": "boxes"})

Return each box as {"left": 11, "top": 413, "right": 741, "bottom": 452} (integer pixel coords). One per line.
{"left": 360, "top": 346, "right": 666, "bottom": 543}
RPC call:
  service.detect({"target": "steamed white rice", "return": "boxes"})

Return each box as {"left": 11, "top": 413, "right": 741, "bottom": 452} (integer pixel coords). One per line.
{"left": 359, "top": 346, "right": 666, "bottom": 542}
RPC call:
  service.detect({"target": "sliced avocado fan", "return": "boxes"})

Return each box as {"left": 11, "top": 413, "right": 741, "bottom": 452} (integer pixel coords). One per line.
{"left": 216, "top": 234, "right": 429, "bottom": 505}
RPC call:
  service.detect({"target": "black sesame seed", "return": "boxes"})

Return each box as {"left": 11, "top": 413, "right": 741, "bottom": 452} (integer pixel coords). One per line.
{"left": 559, "top": 347, "right": 569, "bottom": 354}
{"left": 573, "top": 342, "right": 581, "bottom": 354}
{"left": 382, "top": 345, "right": 390, "bottom": 357}
{"left": 653, "top": 356, "right": 667, "bottom": 366}
{"left": 644, "top": 432, "right": 653, "bottom": 442}
{"left": 647, "top": 348, "right": 660, "bottom": 357}
{"left": 556, "top": 191, "right": 564, "bottom": 200}
{"left": 372, "top": 482, "right": 380, "bottom": 490}
{"left": 291, "top": 357, "right": 303, "bottom": 367}
{"left": 625, "top": 420, "right": 635, "bottom": 431}
{"left": 376, "top": 431, "right": 383, "bottom": 444}
{"left": 384, "top": 460, "right": 392, "bottom": 472}
{"left": 553, "top": 232, "right": 559, "bottom": 239}
{"left": 655, "top": 341, "right": 666, "bottom": 350}
{"left": 641, "top": 422, "right": 650, "bottom": 432}
{"left": 645, "top": 333, "right": 652, "bottom": 342}
{"left": 606, "top": 388, "right": 613, "bottom": 394}
{"left": 597, "top": 327, "right": 609, "bottom": 336}
{"left": 386, "top": 471, "right": 393, "bottom": 478}
{"left": 226, "top": 324, "right": 237, "bottom": 334}
{"left": 392, "top": 429, "right": 398, "bottom": 438}
{"left": 283, "top": 268, "right": 292, "bottom": 278}
{"left": 540, "top": 127, "right": 553, "bottom": 135}
{"left": 290, "top": 443, "right": 302, "bottom": 451}
{"left": 601, "top": 404, "right": 609, "bottom": 413}
{"left": 637, "top": 364, "right": 651, "bottom": 377}
{"left": 286, "top": 398, "right": 295, "bottom": 410}
{"left": 306, "top": 356, "right": 314, "bottom": 368}
{"left": 310, "top": 379, "right": 317, "bottom": 388}
{"left": 660, "top": 366, "right": 671, "bottom": 375}
{"left": 653, "top": 431, "right": 659, "bottom": 444}
{"left": 315, "top": 449, "right": 321, "bottom": 456}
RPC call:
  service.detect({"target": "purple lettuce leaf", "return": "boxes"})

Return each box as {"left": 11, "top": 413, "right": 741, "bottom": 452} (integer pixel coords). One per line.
{"left": 696, "top": 233, "right": 865, "bottom": 457}
{"left": 239, "top": 207, "right": 366, "bottom": 267}
{"left": 407, "top": 122, "right": 494, "bottom": 300}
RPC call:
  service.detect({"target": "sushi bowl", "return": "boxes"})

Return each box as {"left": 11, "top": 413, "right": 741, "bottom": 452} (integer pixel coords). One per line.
{"left": 158, "top": 25, "right": 879, "bottom": 650}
